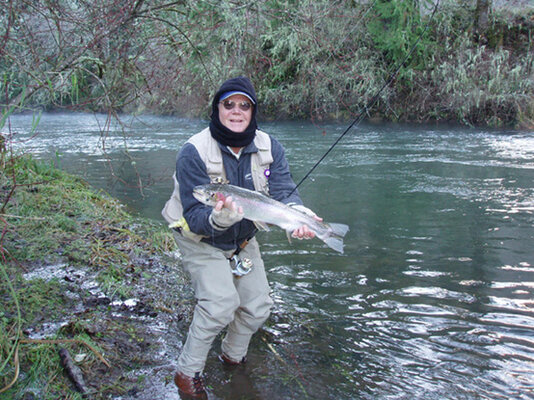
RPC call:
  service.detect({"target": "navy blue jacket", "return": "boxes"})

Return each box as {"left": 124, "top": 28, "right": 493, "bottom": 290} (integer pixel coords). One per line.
{"left": 176, "top": 132, "right": 303, "bottom": 251}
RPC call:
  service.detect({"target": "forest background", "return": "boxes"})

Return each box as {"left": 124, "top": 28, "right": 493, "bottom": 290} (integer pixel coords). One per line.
{"left": 1, "top": 0, "right": 534, "bottom": 128}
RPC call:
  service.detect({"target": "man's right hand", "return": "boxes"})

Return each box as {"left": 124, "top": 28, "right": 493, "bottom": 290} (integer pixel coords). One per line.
{"left": 209, "top": 196, "right": 244, "bottom": 230}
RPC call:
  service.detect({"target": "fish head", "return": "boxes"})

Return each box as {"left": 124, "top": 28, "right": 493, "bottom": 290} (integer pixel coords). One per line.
{"left": 193, "top": 184, "right": 226, "bottom": 206}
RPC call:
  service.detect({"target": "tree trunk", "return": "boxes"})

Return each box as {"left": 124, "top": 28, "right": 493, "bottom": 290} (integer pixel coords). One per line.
{"left": 475, "top": 0, "right": 491, "bottom": 43}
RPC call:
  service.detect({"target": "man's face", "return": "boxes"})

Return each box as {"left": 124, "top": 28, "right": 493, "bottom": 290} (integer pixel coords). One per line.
{"left": 218, "top": 94, "right": 253, "bottom": 133}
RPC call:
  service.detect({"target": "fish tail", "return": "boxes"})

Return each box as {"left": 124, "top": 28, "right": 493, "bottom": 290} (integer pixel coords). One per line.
{"left": 322, "top": 223, "right": 350, "bottom": 253}
{"left": 329, "top": 223, "right": 349, "bottom": 237}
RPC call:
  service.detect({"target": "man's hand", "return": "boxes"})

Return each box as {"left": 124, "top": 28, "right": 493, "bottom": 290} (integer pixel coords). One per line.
{"left": 292, "top": 224, "right": 316, "bottom": 239}
{"left": 209, "top": 196, "right": 244, "bottom": 230}
{"left": 290, "top": 204, "right": 323, "bottom": 240}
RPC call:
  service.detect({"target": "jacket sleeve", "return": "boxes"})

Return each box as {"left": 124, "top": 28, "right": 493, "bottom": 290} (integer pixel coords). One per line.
{"left": 176, "top": 143, "right": 227, "bottom": 237}
{"left": 267, "top": 137, "right": 303, "bottom": 205}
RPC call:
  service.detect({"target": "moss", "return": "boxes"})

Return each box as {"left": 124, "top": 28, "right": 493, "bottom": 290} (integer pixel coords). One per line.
{"left": 1, "top": 154, "right": 174, "bottom": 263}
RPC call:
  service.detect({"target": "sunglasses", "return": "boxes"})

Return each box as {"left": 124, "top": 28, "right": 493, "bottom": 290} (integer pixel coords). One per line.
{"left": 220, "top": 100, "right": 252, "bottom": 111}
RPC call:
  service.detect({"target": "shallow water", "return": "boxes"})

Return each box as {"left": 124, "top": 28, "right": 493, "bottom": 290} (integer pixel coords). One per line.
{"left": 9, "top": 113, "right": 534, "bottom": 399}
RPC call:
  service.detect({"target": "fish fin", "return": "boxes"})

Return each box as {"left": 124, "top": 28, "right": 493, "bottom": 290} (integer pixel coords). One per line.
{"left": 286, "top": 230, "right": 292, "bottom": 244}
{"left": 321, "top": 223, "right": 349, "bottom": 253}
{"left": 328, "top": 223, "right": 349, "bottom": 237}
{"left": 324, "top": 236, "right": 345, "bottom": 254}
{"left": 253, "top": 221, "right": 271, "bottom": 231}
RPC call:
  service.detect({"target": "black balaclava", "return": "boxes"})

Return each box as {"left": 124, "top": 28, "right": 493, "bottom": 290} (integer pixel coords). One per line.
{"left": 209, "top": 76, "right": 258, "bottom": 148}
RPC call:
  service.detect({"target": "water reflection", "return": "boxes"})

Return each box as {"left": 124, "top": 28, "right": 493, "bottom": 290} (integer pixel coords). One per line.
{"left": 7, "top": 113, "right": 534, "bottom": 399}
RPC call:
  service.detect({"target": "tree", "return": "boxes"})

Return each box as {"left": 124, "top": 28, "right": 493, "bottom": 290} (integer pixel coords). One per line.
{"left": 475, "top": 0, "right": 491, "bottom": 43}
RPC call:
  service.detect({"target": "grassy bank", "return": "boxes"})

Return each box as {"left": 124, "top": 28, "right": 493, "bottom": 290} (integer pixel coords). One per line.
{"left": 0, "top": 154, "right": 186, "bottom": 399}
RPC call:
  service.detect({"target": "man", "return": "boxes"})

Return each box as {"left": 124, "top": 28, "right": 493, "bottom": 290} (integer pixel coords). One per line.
{"left": 162, "top": 76, "right": 318, "bottom": 398}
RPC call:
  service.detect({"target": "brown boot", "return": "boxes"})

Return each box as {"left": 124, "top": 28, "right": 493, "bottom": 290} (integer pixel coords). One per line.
{"left": 218, "top": 353, "right": 247, "bottom": 366}
{"left": 174, "top": 371, "right": 207, "bottom": 399}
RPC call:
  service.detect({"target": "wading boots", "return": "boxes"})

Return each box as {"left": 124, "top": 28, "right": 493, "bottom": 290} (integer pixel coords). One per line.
{"left": 174, "top": 371, "right": 207, "bottom": 399}
{"left": 218, "top": 353, "right": 247, "bottom": 366}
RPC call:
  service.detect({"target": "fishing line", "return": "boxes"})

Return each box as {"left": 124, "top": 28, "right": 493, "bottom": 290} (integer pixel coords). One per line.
{"left": 292, "top": 0, "right": 441, "bottom": 193}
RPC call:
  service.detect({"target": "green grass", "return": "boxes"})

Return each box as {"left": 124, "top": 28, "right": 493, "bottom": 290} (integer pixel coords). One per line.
{"left": 0, "top": 153, "right": 178, "bottom": 398}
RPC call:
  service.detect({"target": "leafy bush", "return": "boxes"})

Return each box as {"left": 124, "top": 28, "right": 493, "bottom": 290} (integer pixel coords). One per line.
{"left": 430, "top": 34, "right": 534, "bottom": 126}
{"left": 1, "top": 0, "right": 533, "bottom": 126}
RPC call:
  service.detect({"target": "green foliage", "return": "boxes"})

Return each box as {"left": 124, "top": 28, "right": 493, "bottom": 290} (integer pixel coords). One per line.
{"left": 256, "top": 1, "right": 388, "bottom": 119}
{"left": 367, "top": 0, "right": 434, "bottom": 71}
{"left": 0, "top": 259, "right": 71, "bottom": 398}
{"left": 430, "top": 36, "right": 534, "bottom": 126}
{"left": 1, "top": 0, "right": 533, "bottom": 125}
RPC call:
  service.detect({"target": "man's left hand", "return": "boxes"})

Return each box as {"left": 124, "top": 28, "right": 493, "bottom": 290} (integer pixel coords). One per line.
{"left": 292, "top": 224, "right": 316, "bottom": 240}
{"left": 289, "top": 204, "right": 323, "bottom": 240}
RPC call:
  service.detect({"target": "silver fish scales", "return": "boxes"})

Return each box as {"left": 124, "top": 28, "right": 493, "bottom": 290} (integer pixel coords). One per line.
{"left": 193, "top": 183, "right": 349, "bottom": 253}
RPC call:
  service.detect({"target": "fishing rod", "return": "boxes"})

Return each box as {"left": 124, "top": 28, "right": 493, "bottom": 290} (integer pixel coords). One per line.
{"left": 292, "top": 0, "right": 441, "bottom": 193}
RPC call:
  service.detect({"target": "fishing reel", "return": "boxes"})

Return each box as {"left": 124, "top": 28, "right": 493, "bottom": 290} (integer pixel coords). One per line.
{"left": 229, "top": 254, "right": 253, "bottom": 277}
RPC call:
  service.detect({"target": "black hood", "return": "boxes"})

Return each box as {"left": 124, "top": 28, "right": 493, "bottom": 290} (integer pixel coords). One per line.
{"left": 209, "top": 76, "right": 258, "bottom": 147}
{"left": 211, "top": 76, "right": 258, "bottom": 113}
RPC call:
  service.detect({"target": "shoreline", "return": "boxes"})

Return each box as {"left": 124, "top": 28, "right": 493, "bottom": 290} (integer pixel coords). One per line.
{"left": 0, "top": 155, "right": 189, "bottom": 398}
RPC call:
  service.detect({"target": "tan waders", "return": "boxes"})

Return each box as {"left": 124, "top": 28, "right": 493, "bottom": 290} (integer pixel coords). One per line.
{"left": 173, "top": 233, "right": 273, "bottom": 378}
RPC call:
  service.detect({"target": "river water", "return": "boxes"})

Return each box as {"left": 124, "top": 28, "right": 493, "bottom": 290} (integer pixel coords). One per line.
{"left": 8, "top": 113, "right": 534, "bottom": 399}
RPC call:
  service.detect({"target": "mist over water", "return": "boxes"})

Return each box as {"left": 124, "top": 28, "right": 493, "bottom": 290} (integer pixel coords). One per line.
{"left": 10, "top": 113, "right": 534, "bottom": 399}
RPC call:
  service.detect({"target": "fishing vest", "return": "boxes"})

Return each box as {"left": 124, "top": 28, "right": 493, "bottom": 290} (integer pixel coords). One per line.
{"left": 161, "top": 127, "right": 273, "bottom": 240}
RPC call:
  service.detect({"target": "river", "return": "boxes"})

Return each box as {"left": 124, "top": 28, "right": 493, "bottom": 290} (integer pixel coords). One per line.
{"left": 8, "top": 112, "right": 534, "bottom": 399}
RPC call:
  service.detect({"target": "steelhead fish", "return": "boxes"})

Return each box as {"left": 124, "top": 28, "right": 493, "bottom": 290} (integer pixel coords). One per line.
{"left": 193, "top": 183, "right": 349, "bottom": 253}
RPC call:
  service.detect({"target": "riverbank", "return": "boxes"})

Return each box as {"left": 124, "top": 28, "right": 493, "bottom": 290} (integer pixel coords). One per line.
{"left": 0, "top": 155, "right": 190, "bottom": 398}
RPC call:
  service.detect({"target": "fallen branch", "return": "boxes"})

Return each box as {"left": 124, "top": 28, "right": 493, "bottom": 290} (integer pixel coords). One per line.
{"left": 0, "top": 337, "right": 111, "bottom": 394}
{"left": 19, "top": 338, "right": 111, "bottom": 368}
{"left": 261, "top": 335, "right": 286, "bottom": 365}
{"left": 59, "top": 347, "right": 88, "bottom": 394}
{"left": 0, "top": 214, "right": 47, "bottom": 221}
